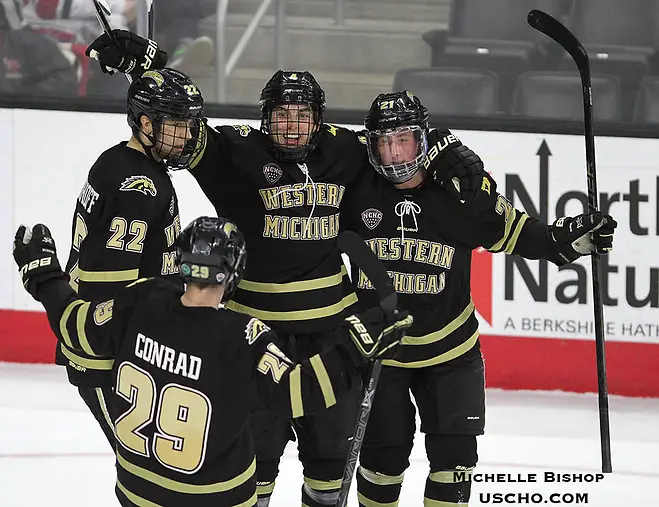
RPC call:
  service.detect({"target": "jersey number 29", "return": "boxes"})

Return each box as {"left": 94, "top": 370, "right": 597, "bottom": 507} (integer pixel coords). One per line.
{"left": 115, "top": 362, "right": 212, "bottom": 474}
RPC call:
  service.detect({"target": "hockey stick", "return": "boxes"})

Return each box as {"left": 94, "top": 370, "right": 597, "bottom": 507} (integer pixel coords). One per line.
{"left": 336, "top": 231, "right": 398, "bottom": 507}
{"left": 527, "top": 9, "right": 612, "bottom": 474}
{"left": 145, "top": 0, "right": 155, "bottom": 39}
{"left": 91, "top": 0, "right": 132, "bottom": 83}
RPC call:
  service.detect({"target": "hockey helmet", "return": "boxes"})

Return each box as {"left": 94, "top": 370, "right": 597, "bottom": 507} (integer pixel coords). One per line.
{"left": 364, "top": 91, "right": 430, "bottom": 184}
{"left": 259, "top": 70, "right": 326, "bottom": 162}
{"left": 176, "top": 216, "right": 247, "bottom": 301}
{"left": 127, "top": 68, "right": 205, "bottom": 170}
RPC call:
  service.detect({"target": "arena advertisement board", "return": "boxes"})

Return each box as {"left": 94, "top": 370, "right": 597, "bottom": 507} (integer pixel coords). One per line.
{"left": 0, "top": 109, "right": 657, "bottom": 395}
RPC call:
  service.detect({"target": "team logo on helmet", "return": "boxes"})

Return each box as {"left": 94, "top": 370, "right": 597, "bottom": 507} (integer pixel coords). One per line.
{"left": 361, "top": 208, "right": 383, "bottom": 230}
{"left": 232, "top": 125, "right": 252, "bottom": 137}
{"left": 263, "top": 163, "right": 283, "bottom": 185}
{"left": 120, "top": 176, "right": 157, "bottom": 197}
{"left": 141, "top": 70, "right": 164, "bottom": 87}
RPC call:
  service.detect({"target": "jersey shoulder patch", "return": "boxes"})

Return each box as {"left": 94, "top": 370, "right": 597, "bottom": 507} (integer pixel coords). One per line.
{"left": 119, "top": 175, "right": 158, "bottom": 197}
{"left": 244, "top": 317, "right": 271, "bottom": 345}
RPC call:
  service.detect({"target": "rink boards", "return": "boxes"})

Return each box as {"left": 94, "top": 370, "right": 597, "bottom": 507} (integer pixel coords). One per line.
{"left": 0, "top": 109, "right": 656, "bottom": 396}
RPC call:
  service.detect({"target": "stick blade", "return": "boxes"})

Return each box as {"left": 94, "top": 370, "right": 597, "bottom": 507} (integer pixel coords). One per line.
{"left": 527, "top": 9, "right": 589, "bottom": 72}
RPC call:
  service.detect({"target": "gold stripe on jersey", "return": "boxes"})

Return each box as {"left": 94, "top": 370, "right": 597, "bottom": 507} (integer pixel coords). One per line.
{"left": 59, "top": 300, "right": 85, "bottom": 349}
{"left": 59, "top": 344, "right": 114, "bottom": 370}
{"left": 289, "top": 365, "right": 304, "bottom": 417}
{"left": 238, "top": 265, "right": 349, "bottom": 293}
{"left": 304, "top": 477, "right": 342, "bottom": 491}
{"left": 117, "top": 451, "right": 256, "bottom": 494}
{"left": 75, "top": 302, "right": 95, "bottom": 356}
{"left": 117, "top": 480, "right": 259, "bottom": 507}
{"left": 357, "top": 492, "right": 400, "bottom": 506}
{"left": 309, "top": 355, "right": 336, "bottom": 408}
{"left": 78, "top": 268, "right": 140, "bottom": 283}
{"left": 503, "top": 213, "right": 529, "bottom": 254}
{"left": 401, "top": 301, "right": 474, "bottom": 346}
{"left": 95, "top": 387, "right": 117, "bottom": 438}
{"left": 117, "top": 480, "right": 160, "bottom": 507}
{"left": 487, "top": 209, "right": 530, "bottom": 255}
{"left": 226, "top": 293, "right": 358, "bottom": 322}
{"left": 382, "top": 330, "right": 479, "bottom": 369}
{"left": 187, "top": 122, "right": 208, "bottom": 170}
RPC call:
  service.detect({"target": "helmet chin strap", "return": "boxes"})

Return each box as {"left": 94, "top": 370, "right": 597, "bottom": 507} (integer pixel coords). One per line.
{"left": 134, "top": 123, "right": 164, "bottom": 164}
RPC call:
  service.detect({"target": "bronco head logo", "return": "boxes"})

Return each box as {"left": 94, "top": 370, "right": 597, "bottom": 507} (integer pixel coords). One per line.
{"left": 120, "top": 176, "right": 158, "bottom": 197}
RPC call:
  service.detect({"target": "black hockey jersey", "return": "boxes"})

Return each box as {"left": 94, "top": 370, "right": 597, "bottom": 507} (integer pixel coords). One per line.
{"left": 342, "top": 130, "right": 559, "bottom": 368}
{"left": 60, "top": 142, "right": 182, "bottom": 382}
{"left": 39, "top": 277, "right": 359, "bottom": 507}
{"left": 188, "top": 124, "right": 368, "bottom": 335}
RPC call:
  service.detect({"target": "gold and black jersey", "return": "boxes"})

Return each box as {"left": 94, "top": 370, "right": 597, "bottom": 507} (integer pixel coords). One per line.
{"left": 39, "top": 277, "right": 359, "bottom": 507}
{"left": 189, "top": 123, "right": 368, "bottom": 335}
{"left": 59, "top": 142, "right": 182, "bottom": 384}
{"left": 341, "top": 129, "right": 554, "bottom": 368}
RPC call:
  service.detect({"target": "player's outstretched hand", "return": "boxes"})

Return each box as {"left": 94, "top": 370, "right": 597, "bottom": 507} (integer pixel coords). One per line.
{"left": 342, "top": 307, "right": 413, "bottom": 365}
{"left": 550, "top": 212, "right": 617, "bottom": 264}
{"left": 86, "top": 29, "right": 167, "bottom": 75}
{"left": 13, "top": 224, "right": 65, "bottom": 300}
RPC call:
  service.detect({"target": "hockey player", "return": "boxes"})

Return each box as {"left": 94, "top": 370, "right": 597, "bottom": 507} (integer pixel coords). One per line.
{"left": 13, "top": 217, "right": 412, "bottom": 507}
{"left": 60, "top": 67, "right": 205, "bottom": 448}
{"left": 83, "top": 28, "right": 377, "bottom": 506}
{"left": 189, "top": 70, "right": 375, "bottom": 507}
{"left": 341, "top": 91, "right": 618, "bottom": 506}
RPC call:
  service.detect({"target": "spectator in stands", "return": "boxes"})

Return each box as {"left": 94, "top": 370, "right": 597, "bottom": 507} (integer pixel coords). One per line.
{"left": 0, "top": 1, "right": 77, "bottom": 95}
{"left": 157, "top": 0, "right": 213, "bottom": 76}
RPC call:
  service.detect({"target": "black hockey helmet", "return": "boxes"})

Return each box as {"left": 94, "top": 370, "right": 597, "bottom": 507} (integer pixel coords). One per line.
{"left": 176, "top": 216, "right": 247, "bottom": 301}
{"left": 127, "top": 68, "right": 205, "bottom": 170}
{"left": 364, "top": 91, "right": 430, "bottom": 184}
{"left": 259, "top": 70, "right": 326, "bottom": 162}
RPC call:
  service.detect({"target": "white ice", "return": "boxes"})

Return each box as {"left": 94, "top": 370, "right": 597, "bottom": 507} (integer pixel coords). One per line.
{"left": 0, "top": 362, "right": 657, "bottom": 506}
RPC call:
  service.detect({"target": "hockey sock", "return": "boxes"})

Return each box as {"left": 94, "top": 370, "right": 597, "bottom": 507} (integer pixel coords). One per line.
{"left": 301, "top": 477, "right": 342, "bottom": 506}
{"left": 256, "top": 480, "right": 275, "bottom": 506}
{"left": 423, "top": 467, "right": 474, "bottom": 506}
{"left": 356, "top": 466, "right": 404, "bottom": 506}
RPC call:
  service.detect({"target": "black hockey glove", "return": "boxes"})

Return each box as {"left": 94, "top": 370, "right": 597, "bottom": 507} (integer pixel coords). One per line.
{"left": 342, "top": 307, "right": 413, "bottom": 366}
{"left": 432, "top": 144, "right": 485, "bottom": 206}
{"left": 13, "top": 224, "right": 66, "bottom": 300}
{"left": 549, "top": 212, "right": 617, "bottom": 264}
{"left": 86, "top": 29, "right": 167, "bottom": 75}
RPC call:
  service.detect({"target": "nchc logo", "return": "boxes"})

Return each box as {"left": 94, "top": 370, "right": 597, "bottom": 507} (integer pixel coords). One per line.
{"left": 504, "top": 139, "right": 657, "bottom": 309}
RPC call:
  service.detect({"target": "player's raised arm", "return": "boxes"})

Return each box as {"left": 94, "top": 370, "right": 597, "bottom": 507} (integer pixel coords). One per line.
{"left": 431, "top": 140, "right": 617, "bottom": 264}
{"left": 247, "top": 309, "right": 412, "bottom": 419}
{"left": 13, "top": 224, "right": 127, "bottom": 362}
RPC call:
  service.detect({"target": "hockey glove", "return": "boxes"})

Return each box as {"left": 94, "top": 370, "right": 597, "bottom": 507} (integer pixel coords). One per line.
{"left": 433, "top": 144, "right": 485, "bottom": 206}
{"left": 342, "top": 307, "right": 413, "bottom": 366}
{"left": 13, "top": 224, "right": 65, "bottom": 300}
{"left": 549, "top": 212, "right": 617, "bottom": 264}
{"left": 86, "top": 29, "right": 167, "bottom": 75}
